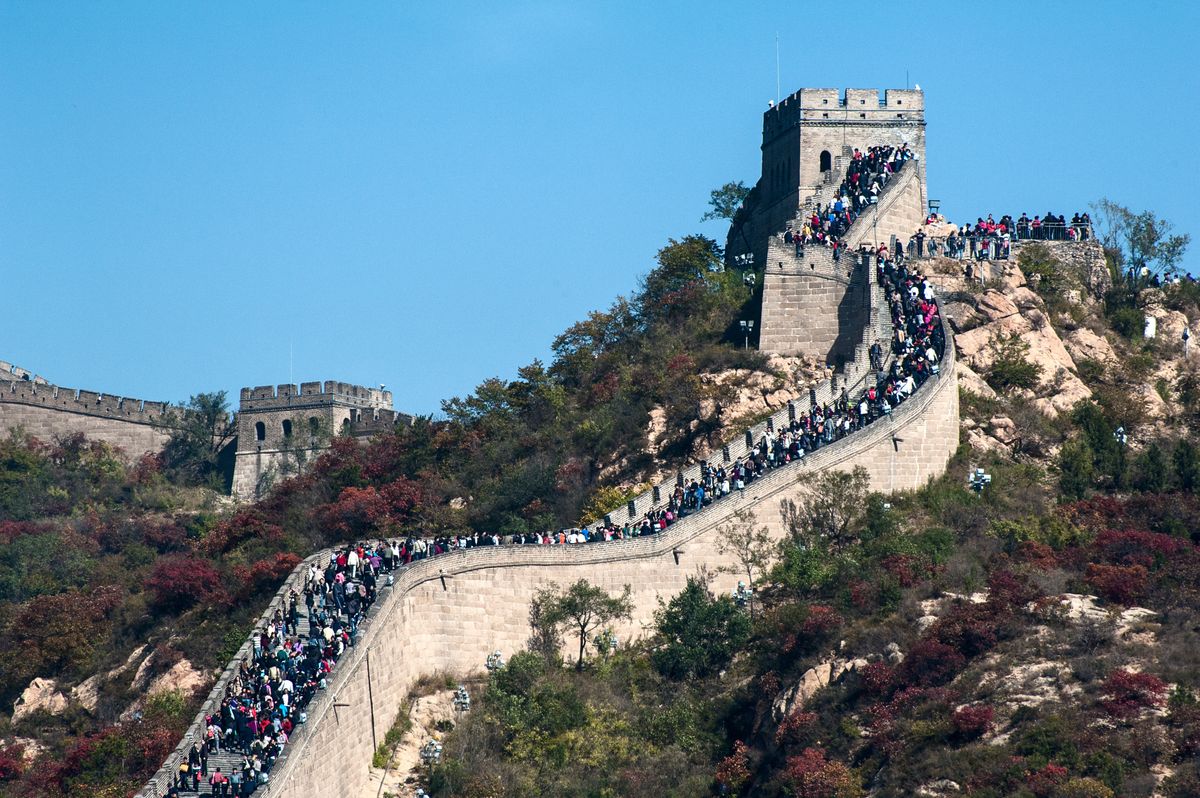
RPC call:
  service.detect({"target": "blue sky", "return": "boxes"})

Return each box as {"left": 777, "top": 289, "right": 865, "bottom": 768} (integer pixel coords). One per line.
{"left": 2, "top": 2, "right": 1196, "bottom": 416}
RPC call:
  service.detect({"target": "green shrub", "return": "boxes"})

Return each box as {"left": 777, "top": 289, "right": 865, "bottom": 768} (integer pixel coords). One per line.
{"left": 986, "top": 333, "right": 1043, "bottom": 391}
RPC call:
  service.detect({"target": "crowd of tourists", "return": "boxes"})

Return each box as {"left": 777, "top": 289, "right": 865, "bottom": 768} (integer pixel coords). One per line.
{"left": 907, "top": 211, "right": 1094, "bottom": 263}
{"left": 784, "top": 144, "right": 915, "bottom": 261}
{"left": 163, "top": 546, "right": 390, "bottom": 797}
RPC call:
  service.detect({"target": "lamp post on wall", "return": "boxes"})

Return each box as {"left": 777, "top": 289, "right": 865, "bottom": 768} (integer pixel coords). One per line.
{"left": 739, "top": 319, "right": 755, "bottom": 350}
{"left": 968, "top": 467, "right": 992, "bottom": 495}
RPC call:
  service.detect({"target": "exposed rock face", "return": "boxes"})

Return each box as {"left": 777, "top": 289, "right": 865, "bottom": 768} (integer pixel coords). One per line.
{"left": 71, "top": 644, "right": 149, "bottom": 713}
{"left": 363, "top": 689, "right": 459, "bottom": 798}
{"left": 1063, "top": 327, "right": 1118, "bottom": 366}
{"left": 12, "top": 678, "right": 68, "bottom": 724}
{"left": 770, "top": 657, "right": 868, "bottom": 723}
{"left": 956, "top": 364, "right": 996, "bottom": 399}
{"left": 146, "top": 658, "right": 207, "bottom": 698}
{"left": 952, "top": 285, "right": 1092, "bottom": 418}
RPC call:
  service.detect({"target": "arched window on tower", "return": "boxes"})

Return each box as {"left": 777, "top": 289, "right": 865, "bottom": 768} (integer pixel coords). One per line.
{"left": 282, "top": 419, "right": 293, "bottom": 438}
{"left": 819, "top": 150, "right": 832, "bottom": 173}
{"left": 254, "top": 421, "right": 266, "bottom": 442}
{"left": 309, "top": 417, "right": 321, "bottom": 436}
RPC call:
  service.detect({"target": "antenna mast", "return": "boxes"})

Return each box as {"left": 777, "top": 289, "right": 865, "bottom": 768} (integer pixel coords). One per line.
{"left": 775, "top": 33, "right": 781, "bottom": 103}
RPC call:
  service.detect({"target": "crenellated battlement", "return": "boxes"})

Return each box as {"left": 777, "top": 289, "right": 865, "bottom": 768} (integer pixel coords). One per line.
{"left": 765, "top": 88, "right": 925, "bottom": 138}
{"left": 239, "top": 381, "right": 392, "bottom": 411}
{"left": 0, "top": 377, "right": 171, "bottom": 426}
{"left": 231, "top": 378, "right": 407, "bottom": 500}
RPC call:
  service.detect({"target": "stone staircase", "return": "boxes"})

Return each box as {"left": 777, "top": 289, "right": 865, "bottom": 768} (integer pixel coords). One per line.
{"left": 155, "top": 575, "right": 374, "bottom": 798}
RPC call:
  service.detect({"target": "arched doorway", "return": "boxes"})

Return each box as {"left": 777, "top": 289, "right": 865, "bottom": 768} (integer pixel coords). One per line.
{"left": 819, "top": 150, "right": 832, "bottom": 173}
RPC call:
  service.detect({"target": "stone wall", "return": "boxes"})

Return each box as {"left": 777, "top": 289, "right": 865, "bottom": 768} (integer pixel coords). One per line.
{"left": 136, "top": 329, "right": 959, "bottom": 798}
{"left": 264, "top": 344, "right": 960, "bottom": 798}
{"left": 757, "top": 250, "right": 871, "bottom": 364}
{"left": 0, "top": 379, "right": 173, "bottom": 458}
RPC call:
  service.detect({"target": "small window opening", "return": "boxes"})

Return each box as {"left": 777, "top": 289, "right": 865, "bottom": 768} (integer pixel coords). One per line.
{"left": 309, "top": 417, "right": 321, "bottom": 435}
{"left": 819, "top": 150, "right": 832, "bottom": 172}
{"left": 254, "top": 421, "right": 266, "bottom": 442}
{"left": 282, "top": 419, "right": 293, "bottom": 438}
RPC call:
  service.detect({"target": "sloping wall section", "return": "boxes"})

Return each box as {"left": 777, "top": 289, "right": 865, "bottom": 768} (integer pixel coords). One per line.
{"left": 136, "top": 334, "right": 958, "bottom": 798}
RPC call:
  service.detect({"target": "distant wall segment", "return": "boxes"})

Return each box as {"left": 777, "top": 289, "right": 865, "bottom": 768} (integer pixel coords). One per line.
{"left": 231, "top": 382, "right": 412, "bottom": 500}
{"left": 0, "top": 378, "right": 173, "bottom": 457}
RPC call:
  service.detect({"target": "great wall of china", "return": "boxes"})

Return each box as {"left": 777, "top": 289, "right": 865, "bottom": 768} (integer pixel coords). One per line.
{"left": 112, "top": 87, "right": 971, "bottom": 798}
{"left": 0, "top": 88, "right": 978, "bottom": 797}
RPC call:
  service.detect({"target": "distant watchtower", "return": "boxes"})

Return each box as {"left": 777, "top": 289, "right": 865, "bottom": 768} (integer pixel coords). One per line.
{"left": 231, "top": 381, "right": 410, "bottom": 500}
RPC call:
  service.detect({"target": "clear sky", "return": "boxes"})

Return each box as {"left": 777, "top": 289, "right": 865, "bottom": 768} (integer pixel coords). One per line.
{"left": 2, "top": 1, "right": 1197, "bottom": 416}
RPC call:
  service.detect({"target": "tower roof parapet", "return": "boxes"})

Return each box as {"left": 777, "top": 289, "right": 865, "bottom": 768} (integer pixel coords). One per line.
{"left": 238, "top": 380, "right": 393, "bottom": 411}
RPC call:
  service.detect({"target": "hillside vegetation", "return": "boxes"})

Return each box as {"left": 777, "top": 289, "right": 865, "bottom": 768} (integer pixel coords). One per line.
{"left": 0, "top": 199, "right": 1196, "bottom": 798}
{"left": 0, "top": 232, "right": 776, "bottom": 797}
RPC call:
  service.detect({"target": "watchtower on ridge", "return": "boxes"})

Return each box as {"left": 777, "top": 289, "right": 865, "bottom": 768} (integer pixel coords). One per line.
{"left": 732, "top": 87, "right": 927, "bottom": 261}
{"left": 231, "top": 380, "right": 411, "bottom": 499}
{"left": 729, "top": 87, "right": 929, "bottom": 362}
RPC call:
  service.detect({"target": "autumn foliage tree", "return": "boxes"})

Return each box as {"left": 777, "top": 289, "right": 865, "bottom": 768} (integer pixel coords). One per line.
{"left": 783, "top": 747, "right": 864, "bottom": 798}
{"left": 144, "top": 555, "right": 223, "bottom": 613}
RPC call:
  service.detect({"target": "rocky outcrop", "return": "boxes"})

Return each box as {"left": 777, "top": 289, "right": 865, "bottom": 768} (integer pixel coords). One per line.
{"left": 950, "top": 283, "right": 1092, "bottom": 418}
{"left": 71, "top": 644, "right": 148, "bottom": 713}
{"left": 146, "top": 658, "right": 207, "bottom": 698}
{"left": 11, "top": 678, "right": 68, "bottom": 725}
{"left": 1062, "top": 327, "right": 1118, "bottom": 366}
{"left": 770, "top": 656, "right": 868, "bottom": 723}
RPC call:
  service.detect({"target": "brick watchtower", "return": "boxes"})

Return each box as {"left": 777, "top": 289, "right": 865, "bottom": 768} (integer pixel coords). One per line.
{"left": 231, "top": 381, "right": 410, "bottom": 499}
{"left": 728, "top": 88, "right": 929, "bottom": 361}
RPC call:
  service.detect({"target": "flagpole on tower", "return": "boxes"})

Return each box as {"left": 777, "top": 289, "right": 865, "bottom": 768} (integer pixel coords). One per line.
{"left": 775, "top": 33, "right": 780, "bottom": 103}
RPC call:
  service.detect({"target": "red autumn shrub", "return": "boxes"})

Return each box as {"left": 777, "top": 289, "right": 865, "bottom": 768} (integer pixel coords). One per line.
{"left": 0, "top": 520, "right": 49, "bottom": 543}
{"left": 1093, "top": 528, "right": 1186, "bottom": 567}
{"left": 776, "top": 709, "right": 819, "bottom": 745}
{"left": 138, "top": 518, "right": 188, "bottom": 553}
{"left": 803, "top": 605, "right": 843, "bottom": 636}
{"left": 315, "top": 485, "right": 390, "bottom": 540}
{"left": 881, "top": 554, "right": 920, "bottom": 587}
{"left": 951, "top": 704, "right": 994, "bottom": 739}
{"left": 986, "top": 568, "right": 1041, "bottom": 610}
{"left": 783, "top": 747, "right": 863, "bottom": 798}
{"left": 759, "top": 671, "right": 780, "bottom": 697}
{"left": 928, "top": 603, "right": 999, "bottom": 658}
{"left": 1026, "top": 762, "right": 1069, "bottom": 797}
{"left": 714, "top": 740, "right": 750, "bottom": 791}
{"left": 132, "top": 451, "right": 163, "bottom": 484}
{"left": 201, "top": 510, "right": 284, "bottom": 556}
{"left": 1100, "top": 669, "right": 1167, "bottom": 718}
{"left": 1085, "top": 563, "right": 1149, "bottom": 605}
{"left": 236, "top": 552, "right": 303, "bottom": 602}
{"left": 0, "top": 743, "right": 24, "bottom": 781}
{"left": 859, "top": 661, "right": 894, "bottom": 695}
{"left": 144, "top": 555, "right": 223, "bottom": 613}
{"left": 1018, "top": 540, "right": 1060, "bottom": 570}
{"left": 849, "top": 580, "right": 875, "bottom": 609}
{"left": 899, "top": 639, "right": 967, "bottom": 687}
